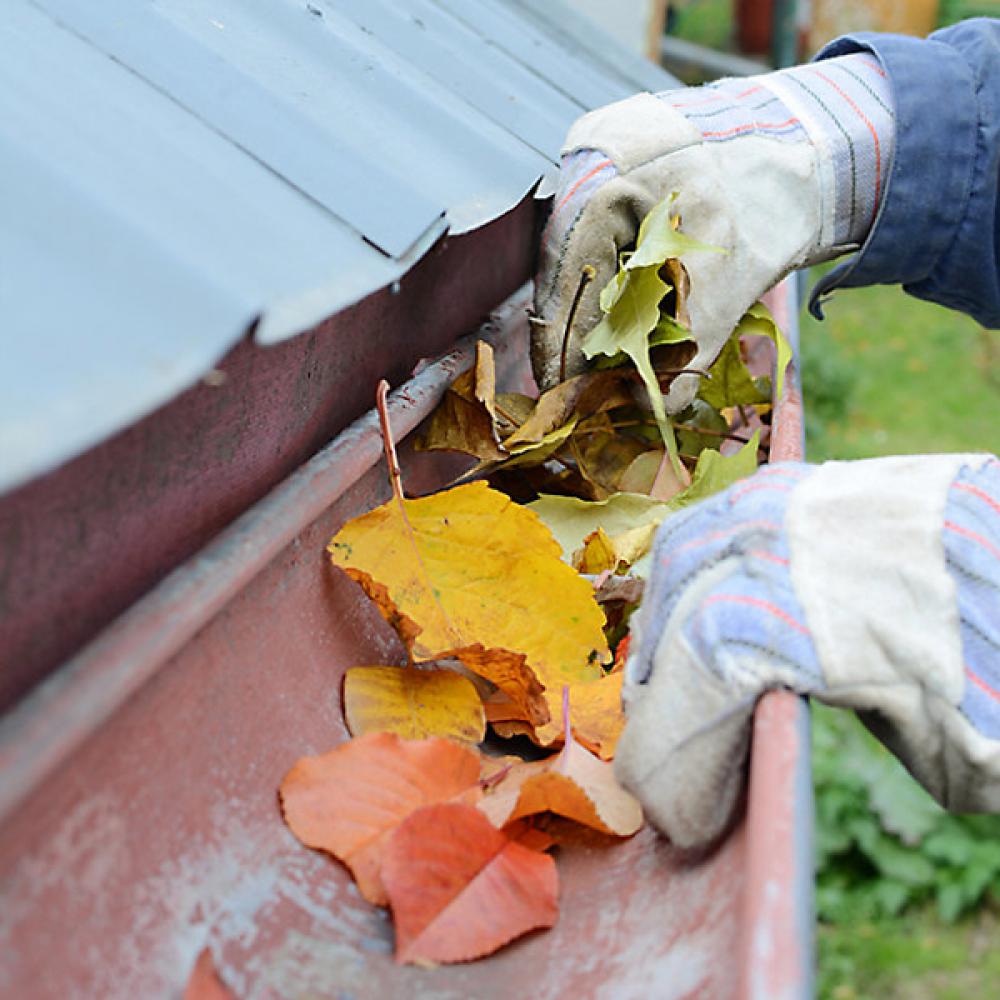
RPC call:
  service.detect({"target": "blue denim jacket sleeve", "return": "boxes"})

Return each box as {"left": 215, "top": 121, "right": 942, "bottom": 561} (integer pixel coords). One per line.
{"left": 808, "top": 18, "right": 1000, "bottom": 329}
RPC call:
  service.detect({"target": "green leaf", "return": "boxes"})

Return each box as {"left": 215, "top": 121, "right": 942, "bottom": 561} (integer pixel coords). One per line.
{"left": 675, "top": 399, "right": 728, "bottom": 456}
{"left": 866, "top": 758, "right": 943, "bottom": 846}
{"left": 870, "top": 879, "right": 911, "bottom": 918}
{"left": 599, "top": 265, "right": 631, "bottom": 313}
{"left": 698, "top": 332, "right": 771, "bottom": 409}
{"left": 648, "top": 314, "right": 693, "bottom": 348}
{"left": 735, "top": 301, "right": 793, "bottom": 400}
{"left": 582, "top": 265, "right": 681, "bottom": 467}
{"left": 671, "top": 431, "right": 760, "bottom": 509}
{"left": 866, "top": 835, "right": 937, "bottom": 888}
{"left": 627, "top": 194, "right": 724, "bottom": 270}
{"left": 528, "top": 492, "right": 671, "bottom": 572}
{"left": 936, "top": 881, "right": 965, "bottom": 923}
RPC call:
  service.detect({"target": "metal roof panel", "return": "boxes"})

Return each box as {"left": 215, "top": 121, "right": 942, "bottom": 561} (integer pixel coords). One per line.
{"left": 2, "top": 0, "right": 678, "bottom": 495}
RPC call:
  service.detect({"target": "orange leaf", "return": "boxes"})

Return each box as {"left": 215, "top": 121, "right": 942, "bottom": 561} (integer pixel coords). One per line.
{"left": 483, "top": 693, "right": 524, "bottom": 725}
{"left": 328, "top": 481, "right": 609, "bottom": 728}
{"left": 560, "top": 670, "right": 626, "bottom": 760}
{"left": 612, "top": 633, "right": 632, "bottom": 673}
{"left": 183, "top": 949, "right": 235, "bottom": 1000}
{"left": 491, "top": 719, "right": 542, "bottom": 742}
{"left": 505, "top": 819, "right": 557, "bottom": 853}
{"left": 381, "top": 803, "right": 558, "bottom": 964}
{"left": 479, "top": 691, "right": 642, "bottom": 836}
{"left": 344, "top": 666, "right": 485, "bottom": 743}
{"left": 279, "top": 733, "right": 481, "bottom": 905}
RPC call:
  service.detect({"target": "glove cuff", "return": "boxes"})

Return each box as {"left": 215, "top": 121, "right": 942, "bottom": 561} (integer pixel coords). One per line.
{"left": 660, "top": 52, "right": 896, "bottom": 253}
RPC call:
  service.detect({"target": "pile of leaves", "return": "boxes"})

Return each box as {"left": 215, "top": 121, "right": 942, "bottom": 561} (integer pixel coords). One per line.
{"left": 273, "top": 195, "right": 792, "bottom": 968}
{"left": 814, "top": 705, "right": 1000, "bottom": 925}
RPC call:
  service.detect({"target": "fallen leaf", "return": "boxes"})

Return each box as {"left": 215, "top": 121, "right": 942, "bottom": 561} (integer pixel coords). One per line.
{"left": 500, "top": 373, "right": 636, "bottom": 477}
{"left": 625, "top": 193, "right": 724, "bottom": 271}
{"left": 530, "top": 491, "right": 672, "bottom": 574}
{"left": 649, "top": 447, "right": 692, "bottom": 501}
{"left": 183, "top": 949, "right": 235, "bottom": 1000}
{"left": 502, "top": 419, "right": 579, "bottom": 469}
{"left": 581, "top": 265, "right": 671, "bottom": 441}
{"left": 482, "top": 694, "right": 525, "bottom": 726}
{"left": 612, "top": 633, "right": 632, "bottom": 673}
{"left": 698, "top": 331, "right": 771, "bottom": 410}
{"left": 675, "top": 398, "right": 730, "bottom": 456}
{"left": 416, "top": 341, "right": 506, "bottom": 462}
{"left": 556, "top": 671, "right": 626, "bottom": 760}
{"left": 572, "top": 523, "right": 658, "bottom": 578}
{"left": 480, "top": 691, "right": 641, "bottom": 832}
{"left": 381, "top": 803, "right": 558, "bottom": 964}
{"left": 344, "top": 666, "right": 485, "bottom": 743}
{"left": 618, "top": 449, "right": 664, "bottom": 494}
{"left": 674, "top": 430, "right": 760, "bottom": 508}
{"left": 329, "top": 481, "right": 609, "bottom": 729}
{"left": 736, "top": 301, "right": 792, "bottom": 399}
{"left": 279, "top": 733, "right": 482, "bottom": 905}
{"left": 490, "top": 719, "right": 541, "bottom": 741}
{"left": 505, "top": 820, "right": 557, "bottom": 853}
{"left": 571, "top": 416, "right": 651, "bottom": 498}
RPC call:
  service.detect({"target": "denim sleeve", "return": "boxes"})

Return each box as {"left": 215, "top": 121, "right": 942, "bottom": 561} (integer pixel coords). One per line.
{"left": 808, "top": 18, "right": 1000, "bottom": 330}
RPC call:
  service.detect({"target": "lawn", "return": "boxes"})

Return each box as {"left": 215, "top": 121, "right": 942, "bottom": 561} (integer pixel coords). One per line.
{"left": 799, "top": 278, "right": 1000, "bottom": 462}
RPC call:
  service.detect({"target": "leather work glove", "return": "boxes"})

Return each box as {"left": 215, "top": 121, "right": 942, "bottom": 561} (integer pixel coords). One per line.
{"left": 614, "top": 455, "right": 1000, "bottom": 849}
{"left": 532, "top": 53, "right": 895, "bottom": 412}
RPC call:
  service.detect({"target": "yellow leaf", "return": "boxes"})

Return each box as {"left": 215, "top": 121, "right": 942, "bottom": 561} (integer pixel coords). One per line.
{"left": 529, "top": 491, "right": 672, "bottom": 580}
{"left": 572, "top": 523, "right": 657, "bottom": 578}
{"left": 344, "top": 666, "right": 486, "bottom": 743}
{"left": 573, "top": 528, "right": 617, "bottom": 575}
{"left": 329, "top": 482, "right": 608, "bottom": 732}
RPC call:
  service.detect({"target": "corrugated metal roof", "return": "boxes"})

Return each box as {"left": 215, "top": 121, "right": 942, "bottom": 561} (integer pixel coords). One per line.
{"left": 1, "top": 0, "right": 677, "bottom": 495}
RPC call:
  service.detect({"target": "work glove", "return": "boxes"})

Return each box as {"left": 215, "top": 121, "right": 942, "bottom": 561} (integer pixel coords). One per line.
{"left": 614, "top": 454, "right": 1000, "bottom": 849}
{"left": 532, "top": 53, "right": 895, "bottom": 411}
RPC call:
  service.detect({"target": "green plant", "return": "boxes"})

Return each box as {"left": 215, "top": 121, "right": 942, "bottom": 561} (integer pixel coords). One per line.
{"left": 812, "top": 705, "right": 1000, "bottom": 924}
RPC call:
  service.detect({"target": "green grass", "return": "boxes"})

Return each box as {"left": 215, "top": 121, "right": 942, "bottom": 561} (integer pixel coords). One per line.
{"left": 799, "top": 278, "right": 1000, "bottom": 461}
{"left": 819, "top": 904, "right": 1000, "bottom": 1000}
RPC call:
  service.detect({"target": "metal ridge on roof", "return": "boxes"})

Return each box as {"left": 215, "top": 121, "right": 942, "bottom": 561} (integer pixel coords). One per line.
{"left": 1, "top": 0, "right": 677, "bottom": 495}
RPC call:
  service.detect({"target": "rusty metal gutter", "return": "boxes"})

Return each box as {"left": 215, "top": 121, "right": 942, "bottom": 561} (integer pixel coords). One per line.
{"left": 0, "top": 290, "right": 533, "bottom": 825}
{"left": 0, "top": 281, "right": 813, "bottom": 998}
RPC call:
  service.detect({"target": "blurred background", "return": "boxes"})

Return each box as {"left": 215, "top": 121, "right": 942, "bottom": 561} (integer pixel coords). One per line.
{"left": 566, "top": 1, "right": 1000, "bottom": 997}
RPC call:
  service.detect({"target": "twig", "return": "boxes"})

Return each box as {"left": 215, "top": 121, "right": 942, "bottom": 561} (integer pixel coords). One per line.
{"left": 560, "top": 265, "right": 596, "bottom": 383}
{"left": 493, "top": 400, "right": 524, "bottom": 430}
{"left": 375, "top": 379, "right": 405, "bottom": 501}
{"left": 673, "top": 422, "right": 752, "bottom": 444}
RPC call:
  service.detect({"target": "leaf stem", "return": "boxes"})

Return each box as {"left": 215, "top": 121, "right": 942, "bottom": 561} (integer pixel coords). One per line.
{"left": 376, "top": 379, "right": 405, "bottom": 502}
{"left": 560, "top": 265, "right": 596, "bottom": 383}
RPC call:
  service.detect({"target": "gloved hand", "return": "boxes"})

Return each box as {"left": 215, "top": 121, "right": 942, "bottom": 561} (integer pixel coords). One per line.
{"left": 614, "top": 454, "right": 1000, "bottom": 849}
{"left": 532, "top": 53, "right": 895, "bottom": 412}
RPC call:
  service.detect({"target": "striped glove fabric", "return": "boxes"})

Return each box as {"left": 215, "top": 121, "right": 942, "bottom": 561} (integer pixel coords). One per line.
{"left": 614, "top": 454, "right": 1000, "bottom": 849}
{"left": 532, "top": 53, "right": 895, "bottom": 410}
